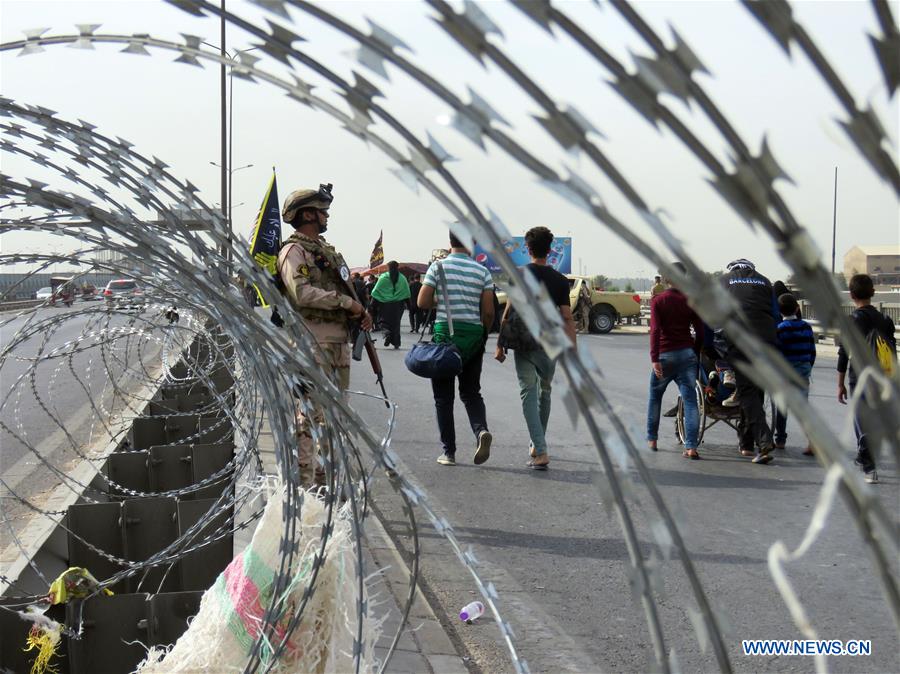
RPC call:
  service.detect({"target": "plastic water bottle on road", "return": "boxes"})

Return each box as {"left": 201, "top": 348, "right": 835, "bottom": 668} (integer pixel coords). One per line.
{"left": 459, "top": 601, "right": 484, "bottom": 623}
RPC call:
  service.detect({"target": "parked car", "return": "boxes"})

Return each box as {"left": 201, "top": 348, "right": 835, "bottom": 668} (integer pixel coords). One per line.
{"left": 496, "top": 274, "right": 642, "bottom": 334}
{"left": 35, "top": 287, "right": 53, "bottom": 300}
{"left": 103, "top": 279, "right": 144, "bottom": 309}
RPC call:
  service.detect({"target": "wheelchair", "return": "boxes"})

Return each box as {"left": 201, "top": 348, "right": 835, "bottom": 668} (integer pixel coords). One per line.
{"left": 675, "top": 370, "right": 775, "bottom": 447}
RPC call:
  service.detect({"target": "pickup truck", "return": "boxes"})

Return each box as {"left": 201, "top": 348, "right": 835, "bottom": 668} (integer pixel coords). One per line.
{"left": 568, "top": 276, "right": 642, "bottom": 333}
{"left": 495, "top": 275, "right": 642, "bottom": 334}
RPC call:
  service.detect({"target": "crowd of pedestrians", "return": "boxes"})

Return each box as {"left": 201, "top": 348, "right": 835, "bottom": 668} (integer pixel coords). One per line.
{"left": 376, "top": 246, "right": 895, "bottom": 483}
{"left": 353, "top": 266, "right": 429, "bottom": 349}
{"left": 273, "top": 182, "right": 895, "bottom": 488}
{"left": 645, "top": 258, "right": 895, "bottom": 483}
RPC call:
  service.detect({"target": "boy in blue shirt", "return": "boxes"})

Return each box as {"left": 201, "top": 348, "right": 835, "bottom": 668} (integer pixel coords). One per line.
{"left": 774, "top": 293, "right": 816, "bottom": 455}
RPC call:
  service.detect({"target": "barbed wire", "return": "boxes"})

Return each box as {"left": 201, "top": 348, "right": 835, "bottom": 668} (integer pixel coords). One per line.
{"left": 1, "top": 1, "right": 897, "bottom": 673}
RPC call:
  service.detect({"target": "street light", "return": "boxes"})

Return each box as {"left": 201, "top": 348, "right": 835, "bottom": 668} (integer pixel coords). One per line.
{"left": 198, "top": 10, "right": 227, "bottom": 259}
{"left": 199, "top": 39, "right": 259, "bottom": 261}
{"left": 210, "top": 161, "right": 253, "bottom": 248}
{"left": 216, "top": 201, "right": 246, "bottom": 209}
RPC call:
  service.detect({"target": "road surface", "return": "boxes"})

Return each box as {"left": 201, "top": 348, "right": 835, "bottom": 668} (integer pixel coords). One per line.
{"left": 0, "top": 302, "right": 172, "bottom": 556}
{"left": 351, "top": 330, "right": 898, "bottom": 673}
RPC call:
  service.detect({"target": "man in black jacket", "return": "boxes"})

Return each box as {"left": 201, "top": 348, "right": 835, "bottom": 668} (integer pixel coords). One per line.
{"left": 352, "top": 272, "right": 367, "bottom": 306}
{"left": 408, "top": 273, "right": 423, "bottom": 332}
{"left": 837, "top": 274, "right": 896, "bottom": 484}
{"left": 717, "top": 259, "right": 779, "bottom": 464}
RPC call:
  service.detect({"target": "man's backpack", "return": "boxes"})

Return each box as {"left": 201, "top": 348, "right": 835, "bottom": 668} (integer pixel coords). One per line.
{"left": 499, "top": 304, "right": 540, "bottom": 352}
{"left": 857, "top": 309, "right": 897, "bottom": 376}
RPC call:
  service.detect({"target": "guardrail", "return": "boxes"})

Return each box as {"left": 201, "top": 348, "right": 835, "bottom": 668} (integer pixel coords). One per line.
{"left": 0, "top": 298, "right": 112, "bottom": 313}
{"left": 799, "top": 300, "right": 900, "bottom": 323}
{"left": 799, "top": 302, "right": 900, "bottom": 342}
{"left": 0, "top": 299, "right": 43, "bottom": 312}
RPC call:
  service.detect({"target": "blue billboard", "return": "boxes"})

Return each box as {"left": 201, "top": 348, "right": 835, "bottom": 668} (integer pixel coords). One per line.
{"left": 473, "top": 236, "right": 572, "bottom": 274}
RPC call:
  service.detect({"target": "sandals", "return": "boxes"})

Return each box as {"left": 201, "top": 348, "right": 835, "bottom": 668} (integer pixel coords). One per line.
{"left": 526, "top": 458, "right": 549, "bottom": 471}
{"left": 682, "top": 448, "right": 700, "bottom": 460}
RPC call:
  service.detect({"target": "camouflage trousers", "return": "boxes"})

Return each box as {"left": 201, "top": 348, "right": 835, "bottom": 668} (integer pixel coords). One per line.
{"left": 295, "top": 342, "right": 351, "bottom": 488}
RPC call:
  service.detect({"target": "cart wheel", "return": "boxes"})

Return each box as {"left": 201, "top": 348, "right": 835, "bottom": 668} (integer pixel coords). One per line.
{"left": 675, "top": 394, "right": 685, "bottom": 445}
{"left": 676, "top": 381, "right": 706, "bottom": 446}
{"left": 695, "top": 381, "right": 707, "bottom": 446}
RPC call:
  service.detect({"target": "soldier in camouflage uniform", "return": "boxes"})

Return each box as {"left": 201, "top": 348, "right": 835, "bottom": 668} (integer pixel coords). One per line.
{"left": 276, "top": 184, "right": 372, "bottom": 487}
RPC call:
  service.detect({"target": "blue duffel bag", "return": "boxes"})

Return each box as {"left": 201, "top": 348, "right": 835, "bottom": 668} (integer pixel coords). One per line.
{"left": 405, "top": 340, "right": 463, "bottom": 379}
{"left": 404, "top": 262, "right": 464, "bottom": 379}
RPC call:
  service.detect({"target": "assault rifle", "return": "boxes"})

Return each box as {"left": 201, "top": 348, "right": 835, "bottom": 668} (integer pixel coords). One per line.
{"left": 352, "top": 329, "right": 389, "bottom": 408}
{"left": 340, "top": 270, "right": 389, "bottom": 408}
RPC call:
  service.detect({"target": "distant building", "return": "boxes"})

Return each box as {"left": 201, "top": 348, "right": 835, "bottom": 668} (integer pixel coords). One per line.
{"left": 149, "top": 206, "right": 220, "bottom": 231}
{"left": 843, "top": 245, "right": 900, "bottom": 286}
{"left": 93, "top": 249, "right": 153, "bottom": 277}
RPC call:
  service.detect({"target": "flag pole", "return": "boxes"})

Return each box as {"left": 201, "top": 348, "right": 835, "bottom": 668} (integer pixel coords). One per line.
{"left": 831, "top": 166, "right": 838, "bottom": 275}
{"left": 220, "top": 0, "right": 228, "bottom": 263}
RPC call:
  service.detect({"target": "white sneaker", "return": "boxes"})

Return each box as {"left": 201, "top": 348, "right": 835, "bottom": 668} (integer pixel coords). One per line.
{"left": 474, "top": 431, "right": 492, "bottom": 465}
{"left": 722, "top": 391, "right": 740, "bottom": 407}
{"left": 864, "top": 470, "right": 879, "bottom": 484}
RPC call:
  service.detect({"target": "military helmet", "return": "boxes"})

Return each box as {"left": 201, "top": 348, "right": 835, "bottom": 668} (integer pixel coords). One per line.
{"left": 282, "top": 183, "right": 334, "bottom": 222}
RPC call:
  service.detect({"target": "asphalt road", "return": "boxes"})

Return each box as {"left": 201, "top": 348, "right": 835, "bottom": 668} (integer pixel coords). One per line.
{"left": 0, "top": 302, "right": 169, "bottom": 538}
{"left": 0, "top": 303, "right": 159, "bottom": 463}
{"left": 351, "top": 329, "right": 899, "bottom": 673}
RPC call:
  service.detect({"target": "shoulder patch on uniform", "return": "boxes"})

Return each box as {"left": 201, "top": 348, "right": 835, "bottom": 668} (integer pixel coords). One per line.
{"left": 297, "top": 264, "right": 310, "bottom": 277}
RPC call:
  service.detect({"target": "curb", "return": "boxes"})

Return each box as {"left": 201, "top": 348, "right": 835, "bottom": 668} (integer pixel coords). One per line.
{"left": 366, "top": 506, "right": 469, "bottom": 674}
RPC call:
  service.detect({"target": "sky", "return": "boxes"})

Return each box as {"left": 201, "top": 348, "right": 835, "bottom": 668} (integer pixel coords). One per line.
{"left": 1, "top": 0, "right": 897, "bottom": 280}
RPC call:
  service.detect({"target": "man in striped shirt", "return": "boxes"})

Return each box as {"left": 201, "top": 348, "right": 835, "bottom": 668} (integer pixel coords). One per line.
{"left": 417, "top": 232, "right": 495, "bottom": 467}
{"left": 774, "top": 293, "right": 816, "bottom": 454}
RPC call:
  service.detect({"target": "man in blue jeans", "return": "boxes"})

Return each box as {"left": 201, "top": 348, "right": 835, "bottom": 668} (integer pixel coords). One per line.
{"left": 494, "top": 227, "right": 577, "bottom": 470}
{"left": 646, "top": 262, "right": 703, "bottom": 458}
